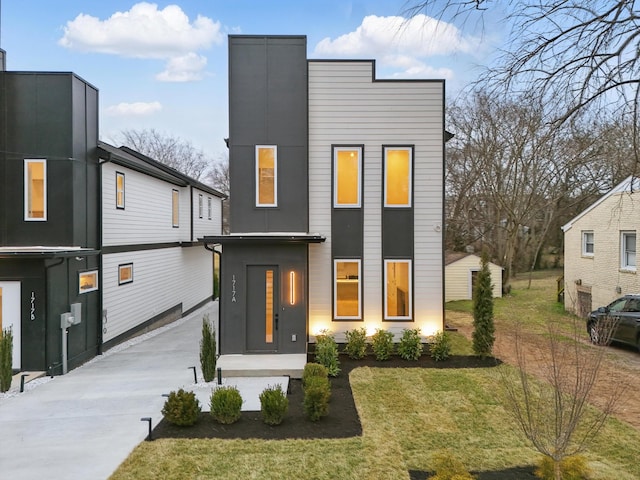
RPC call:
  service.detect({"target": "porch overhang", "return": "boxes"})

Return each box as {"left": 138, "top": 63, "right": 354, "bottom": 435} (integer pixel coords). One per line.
{"left": 200, "top": 232, "right": 326, "bottom": 246}
{"left": 0, "top": 246, "right": 100, "bottom": 259}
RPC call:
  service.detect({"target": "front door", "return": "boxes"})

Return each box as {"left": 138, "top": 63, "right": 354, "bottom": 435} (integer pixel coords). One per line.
{"left": 246, "top": 265, "right": 279, "bottom": 352}
{"left": 0, "top": 282, "right": 21, "bottom": 369}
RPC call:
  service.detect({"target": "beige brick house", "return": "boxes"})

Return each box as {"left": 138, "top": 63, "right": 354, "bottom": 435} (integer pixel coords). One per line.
{"left": 562, "top": 176, "right": 639, "bottom": 317}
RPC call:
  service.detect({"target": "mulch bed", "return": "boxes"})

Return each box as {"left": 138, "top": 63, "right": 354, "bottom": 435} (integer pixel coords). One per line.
{"left": 152, "top": 353, "right": 535, "bottom": 478}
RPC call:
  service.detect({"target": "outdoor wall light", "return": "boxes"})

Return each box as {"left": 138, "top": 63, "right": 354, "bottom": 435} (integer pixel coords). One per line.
{"left": 289, "top": 271, "right": 296, "bottom": 305}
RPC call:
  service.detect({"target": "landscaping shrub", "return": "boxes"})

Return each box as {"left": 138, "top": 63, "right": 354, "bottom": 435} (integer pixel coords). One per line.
{"left": 303, "top": 375, "right": 330, "bottom": 421}
{"left": 397, "top": 328, "right": 423, "bottom": 361}
{"left": 429, "top": 331, "right": 452, "bottom": 361}
{"left": 472, "top": 251, "right": 495, "bottom": 358}
{"left": 344, "top": 327, "right": 368, "bottom": 359}
{"left": 210, "top": 386, "right": 243, "bottom": 424}
{"left": 199, "top": 315, "right": 217, "bottom": 382}
{"left": 371, "top": 329, "right": 394, "bottom": 361}
{"left": 302, "top": 362, "right": 329, "bottom": 388}
{"left": 314, "top": 330, "right": 340, "bottom": 376}
{"left": 0, "top": 327, "right": 13, "bottom": 393}
{"left": 430, "top": 450, "right": 476, "bottom": 480}
{"left": 535, "top": 454, "right": 590, "bottom": 480}
{"left": 161, "top": 388, "right": 201, "bottom": 426}
{"left": 259, "top": 384, "right": 289, "bottom": 426}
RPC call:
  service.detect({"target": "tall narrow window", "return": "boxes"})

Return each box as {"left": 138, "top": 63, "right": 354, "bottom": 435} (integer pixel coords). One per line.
{"left": 384, "top": 260, "right": 412, "bottom": 320}
{"left": 24, "top": 159, "right": 46, "bottom": 220}
{"left": 384, "top": 147, "right": 412, "bottom": 207}
{"left": 265, "top": 270, "right": 274, "bottom": 343}
{"left": 256, "top": 145, "right": 277, "bottom": 207}
{"left": 621, "top": 232, "right": 636, "bottom": 270}
{"left": 207, "top": 197, "right": 212, "bottom": 220}
{"left": 582, "top": 231, "right": 594, "bottom": 256}
{"left": 172, "top": 189, "right": 179, "bottom": 227}
{"left": 198, "top": 194, "right": 203, "bottom": 219}
{"left": 334, "top": 260, "right": 361, "bottom": 319}
{"left": 116, "top": 172, "right": 125, "bottom": 209}
{"left": 333, "top": 147, "right": 361, "bottom": 207}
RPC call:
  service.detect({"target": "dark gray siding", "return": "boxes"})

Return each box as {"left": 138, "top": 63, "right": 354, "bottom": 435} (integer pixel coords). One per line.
{"left": 228, "top": 36, "right": 308, "bottom": 233}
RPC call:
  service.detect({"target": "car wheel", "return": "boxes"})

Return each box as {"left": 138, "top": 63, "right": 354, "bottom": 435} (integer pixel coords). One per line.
{"left": 588, "top": 323, "right": 600, "bottom": 345}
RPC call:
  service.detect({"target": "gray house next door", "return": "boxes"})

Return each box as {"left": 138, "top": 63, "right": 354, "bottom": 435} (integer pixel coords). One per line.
{"left": 246, "top": 265, "right": 279, "bottom": 352}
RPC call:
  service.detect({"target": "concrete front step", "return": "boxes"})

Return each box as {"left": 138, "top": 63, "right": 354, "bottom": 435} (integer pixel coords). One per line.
{"left": 217, "top": 354, "right": 307, "bottom": 379}
{"left": 8, "top": 371, "right": 46, "bottom": 392}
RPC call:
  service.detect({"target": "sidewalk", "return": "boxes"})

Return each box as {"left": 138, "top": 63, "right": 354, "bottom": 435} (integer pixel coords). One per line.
{"left": 0, "top": 301, "right": 219, "bottom": 480}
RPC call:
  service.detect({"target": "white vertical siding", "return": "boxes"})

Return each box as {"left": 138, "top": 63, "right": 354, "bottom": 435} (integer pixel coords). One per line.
{"left": 308, "top": 61, "right": 444, "bottom": 340}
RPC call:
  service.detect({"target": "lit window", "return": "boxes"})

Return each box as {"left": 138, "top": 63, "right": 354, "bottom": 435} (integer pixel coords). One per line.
{"left": 24, "top": 159, "right": 46, "bottom": 221}
{"left": 118, "top": 264, "right": 133, "bottom": 285}
{"left": 384, "top": 147, "right": 412, "bottom": 207}
{"left": 172, "top": 189, "right": 179, "bottom": 227}
{"left": 207, "top": 197, "right": 212, "bottom": 220}
{"left": 334, "top": 260, "right": 361, "bottom": 319}
{"left": 621, "top": 232, "right": 636, "bottom": 270}
{"left": 582, "top": 231, "right": 594, "bottom": 256}
{"left": 384, "top": 260, "right": 412, "bottom": 320}
{"left": 79, "top": 270, "right": 99, "bottom": 294}
{"left": 116, "top": 172, "right": 125, "bottom": 209}
{"left": 198, "top": 194, "right": 203, "bottom": 219}
{"left": 256, "top": 145, "right": 277, "bottom": 207}
{"left": 334, "top": 147, "right": 361, "bottom": 207}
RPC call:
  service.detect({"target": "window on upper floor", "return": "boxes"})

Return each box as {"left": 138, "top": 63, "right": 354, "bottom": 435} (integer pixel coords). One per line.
{"left": 198, "top": 194, "right": 203, "bottom": 219}
{"left": 24, "top": 159, "right": 47, "bottom": 221}
{"left": 256, "top": 145, "right": 277, "bottom": 207}
{"left": 334, "top": 259, "right": 361, "bottom": 320}
{"left": 118, "top": 263, "right": 133, "bottom": 285}
{"left": 384, "top": 147, "right": 412, "bottom": 207}
{"left": 78, "top": 270, "right": 99, "bottom": 294}
{"left": 621, "top": 231, "right": 636, "bottom": 270}
{"left": 172, "top": 189, "right": 179, "bottom": 227}
{"left": 116, "top": 172, "right": 125, "bottom": 209}
{"left": 384, "top": 260, "right": 412, "bottom": 320}
{"left": 333, "top": 147, "right": 362, "bottom": 208}
{"left": 582, "top": 231, "right": 594, "bottom": 256}
{"left": 207, "top": 197, "right": 212, "bottom": 220}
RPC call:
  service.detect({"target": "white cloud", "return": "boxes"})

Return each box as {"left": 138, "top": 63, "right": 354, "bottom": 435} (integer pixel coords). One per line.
{"left": 105, "top": 101, "right": 162, "bottom": 116}
{"left": 314, "top": 14, "right": 481, "bottom": 78}
{"left": 156, "top": 53, "right": 207, "bottom": 82}
{"left": 59, "top": 2, "right": 222, "bottom": 81}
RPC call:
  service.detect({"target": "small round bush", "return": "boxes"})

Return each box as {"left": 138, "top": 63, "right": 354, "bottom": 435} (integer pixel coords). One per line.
{"left": 303, "top": 376, "right": 331, "bottom": 421}
{"left": 398, "top": 328, "right": 423, "bottom": 361}
{"left": 429, "top": 331, "right": 452, "bottom": 362}
{"left": 161, "top": 388, "right": 201, "bottom": 426}
{"left": 344, "top": 327, "right": 368, "bottom": 359}
{"left": 535, "top": 455, "right": 590, "bottom": 480}
{"left": 371, "top": 329, "right": 394, "bottom": 361}
{"left": 303, "top": 362, "right": 329, "bottom": 388}
{"left": 210, "top": 386, "right": 243, "bottom": 424}
{"left": 259, "top": 384, "right": 289, "bottom": 426}
{"left": 314, "top": 330, "right": 341, "bottom": 376}
{"left": 430, "top": 450, "right": 475, "bottom": 480}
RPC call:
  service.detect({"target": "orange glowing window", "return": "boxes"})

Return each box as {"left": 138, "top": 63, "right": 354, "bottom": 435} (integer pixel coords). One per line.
{"left": 116, "top": 172, "right": 125, "bottom": 209}
{"left": 256, "top": 146, "right": 277, "bottom": 207}
{"left": 334, "top": 147, "right": 361, "bottom": 207}
{"left": 334, "top": 260, "right": 361, "bottom": 319}
{"left": 384, "top": 147, "right": 412, "bottom": 207}
{"left": 79, "top": 271, "right": 99, "bottom": 294}
{"left": 25, "top": 159, "right": 46, "bottom": 220}
{"left": 385, "top": 260, "right": 412, "bottom": 319}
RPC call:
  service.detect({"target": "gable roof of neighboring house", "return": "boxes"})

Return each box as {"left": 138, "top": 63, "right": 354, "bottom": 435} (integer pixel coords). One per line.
{"left": 561, "top": 176, "right": 640, "bottom": 232}
{"left": 97, "top": 141, "right": 226, "bottom": 198}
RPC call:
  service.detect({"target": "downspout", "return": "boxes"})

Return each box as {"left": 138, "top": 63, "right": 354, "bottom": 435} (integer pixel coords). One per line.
{"left": 204, "top": 242, "right": 222, "bottom": 355}
{"left": 97, "top": 153, "right": 111, "bottom": 355}
{"left": 190, "top": 186, "right": 194, "bottom": 243}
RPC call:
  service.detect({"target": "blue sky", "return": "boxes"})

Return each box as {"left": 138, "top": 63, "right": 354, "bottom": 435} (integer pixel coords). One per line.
{"left": 1, "top": 1, "right": 505, "bottom": 160}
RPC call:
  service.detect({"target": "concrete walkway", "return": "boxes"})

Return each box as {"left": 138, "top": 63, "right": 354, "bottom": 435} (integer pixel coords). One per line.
{"left": 0, "top": 301, "right": 286, "bottom": 480}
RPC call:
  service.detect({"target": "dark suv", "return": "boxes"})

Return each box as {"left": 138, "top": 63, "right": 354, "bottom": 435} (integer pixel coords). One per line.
{"left": 588, "top": 295, "right": 640, "bottom": 351}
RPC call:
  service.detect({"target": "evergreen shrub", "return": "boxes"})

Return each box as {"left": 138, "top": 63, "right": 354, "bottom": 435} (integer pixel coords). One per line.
{"left": 210, "top": 386, "right": 243, "bottom": 424}
{"left": 302, "top": 362, "right": 329, "bottom": 388}
{"left": 429, "top": 331, "right": 452, "bottom": 362}
{"left": 303, "top": 375, "right": 330, "bottom": 421}
{"left": 472, "top": 251, "right": 495, "bottom": 358}
{"left": 398, "top": 328, "right": 423, "bottom": 361}
{"left": 259, "top": 384, "right": 289, "bottom": 426}
{"left": 200, "top": 315, "right": 217, "bottom": 382}
{"left": 314, "top": 330, "right": 340, "bottom": 376}
{"left": 535, "top": 455, "right": 590, "bottom": 480}
{"left": 371, "top": 329, "right": 394, "bottom": 361}
{"left": 430, "top": 450, "right": 476, "bottom": 480}
{"left": 344, "top": 327, "right": 368, "bottom": 359}
{"left": 0, "top": 327, "right": 13, "bottom": 393}
{"left": 161, "top": 388, "right": 201, "bottom": 426}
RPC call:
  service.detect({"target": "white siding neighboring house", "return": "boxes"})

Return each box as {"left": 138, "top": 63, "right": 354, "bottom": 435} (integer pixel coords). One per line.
{"left": 98, "top": 142, "right": 224, "bottom": 346}
{"left": 562, "top": 176, "right": 640, "bottom": 317}
{"left": 444, "top": 252, "right": 503, "bottom": 302}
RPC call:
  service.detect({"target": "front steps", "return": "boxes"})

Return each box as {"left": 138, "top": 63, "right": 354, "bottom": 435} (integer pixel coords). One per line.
{"left": 217, "top": 354, "right": 307, "bottom": 378}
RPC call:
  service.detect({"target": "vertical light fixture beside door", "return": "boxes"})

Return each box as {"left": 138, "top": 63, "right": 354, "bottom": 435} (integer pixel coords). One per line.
{"left": 289, "top": 270, "right": 296, "bottom": 306}
{"left": 265, "top": 270, "right": 274, "bottom": 343}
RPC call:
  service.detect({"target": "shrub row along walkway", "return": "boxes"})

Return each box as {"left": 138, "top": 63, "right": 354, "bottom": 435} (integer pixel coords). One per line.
{"left": 0, "top": 302, "right": 217, "bottom": 480}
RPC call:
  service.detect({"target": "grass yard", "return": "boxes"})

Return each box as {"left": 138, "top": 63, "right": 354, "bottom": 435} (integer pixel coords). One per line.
{"left": 110, "top": 270, "right": 640, "bottom": 480}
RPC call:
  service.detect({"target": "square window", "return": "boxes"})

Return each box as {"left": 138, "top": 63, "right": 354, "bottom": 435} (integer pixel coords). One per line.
{"left": 334, "top": 260, "right": 361, "bottom": 319}
{"left": 118, "top": 264, "right": 133, "bottom": 285}
{"left": 333, "top": 147, "right": 362, "bottom": 207}
{"left": 384, "top": 260, "right": 412, "bottom": 319}
{"left": 79, "top": 270, "right": 99, "bottom": 294}
{"left": 24, "top": 159, "right": 47, "bottom": 221}
{"left": 256, "top": 145, "right": 277, "bottom": 207}
{"left": 582, "top": 231, "right": 594, "bottom": 256}
{"left": 384, "top": 147, "right": 412, "bottom": 207}
{"left": 621, "top": 232, "right": 636, "bottom": 270}
{"left": 116, "top": 172, "right": 125, "bottom": 209}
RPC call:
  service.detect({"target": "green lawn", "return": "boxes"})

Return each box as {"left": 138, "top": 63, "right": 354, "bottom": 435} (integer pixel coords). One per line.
{"left": 110, "top": 270, "right": 640, "bottom": 480}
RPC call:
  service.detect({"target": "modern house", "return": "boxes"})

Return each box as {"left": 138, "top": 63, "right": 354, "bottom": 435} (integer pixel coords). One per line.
{"left": 203, "top": 35, "right": 445, "bottom": 361}
{"left": 0, "top": 58, "right": 224, "bottom": 374}
{"left": 444, "top": 252, "right": 503, "bottom": 302}
{"left": 562, "top": 176, "right": 638, "bottom": 317}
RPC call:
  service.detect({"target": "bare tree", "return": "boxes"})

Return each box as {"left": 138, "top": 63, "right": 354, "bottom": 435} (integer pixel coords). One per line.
{"left": 116, "top": 128, "right": 211, "bottom": 181}
{"left": 496, "top": 317, "right": 625, "bottom": 479}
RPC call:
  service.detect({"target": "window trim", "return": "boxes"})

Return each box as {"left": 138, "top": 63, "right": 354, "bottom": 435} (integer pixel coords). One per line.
{"left": 118, "top": 263, "right": 134, "bottom": 285}
{"left": 116, "top": 171, "right": 125, "bottom": 209}
{"left": 172, "top": 189, "right": 179, "bottom": 228}
{"left": 78, "top": 270, "right": 99, "bottom": 294}
{"left": 582, "top": 231, "right": 594, "bottom": 257}
{"left": 255, "top": 145, "right": 278, "bottom": 207}
{"left": 383, "top": 146, "right": 413, "bottom": 208}
{"left": 333, "top": 146, "right": 363, "bottom": 208}
{"left": 384, "top": 259, "right": 413, "bottom": 321}
{"left": 333, "top": 259, "right": 362, "bottom": 320}
{"left": 198, "top": 194, "right": 203, "bottom": 219}
{"left": 621, "top": 231, "right": 636, "bottom": 271}
{"left": 24, "top": 159, "right": 47, "bottom": 221}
